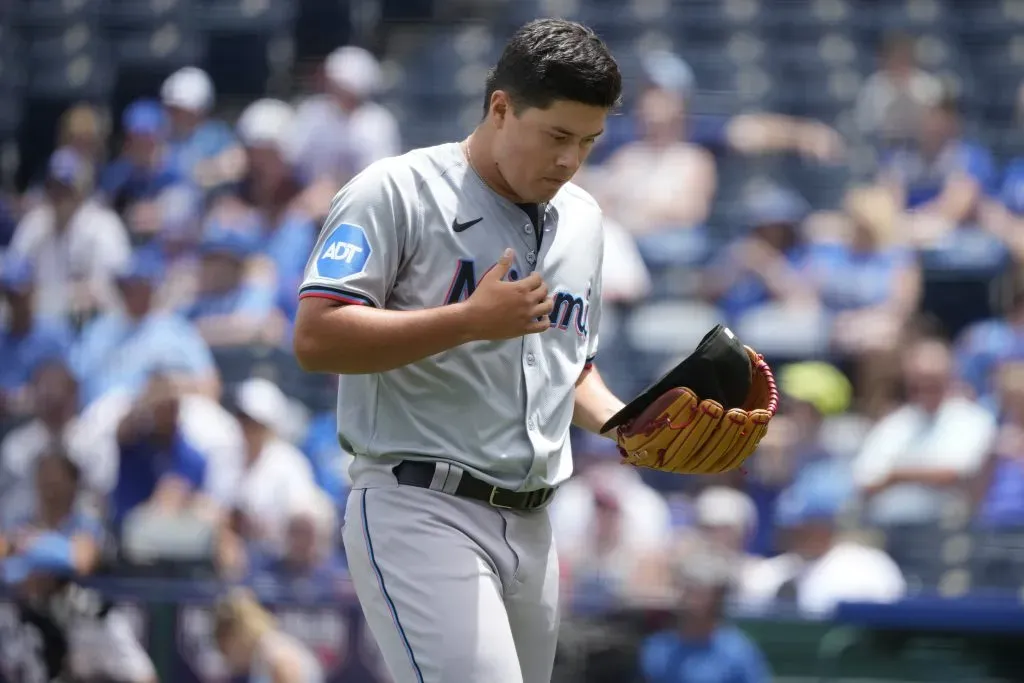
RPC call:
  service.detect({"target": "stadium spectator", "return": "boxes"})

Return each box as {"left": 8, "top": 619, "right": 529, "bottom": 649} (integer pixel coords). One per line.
{"left": 0, "top": 447, "right": 103, "bottom": 578}
{"left": 99, "top": 99, "right": 182, "bottom": 216}
{"left": 854, "top": 33, "right": 943, "bottom": 148}
{"left": 880, "top": 94, "right": 999, "bottom": 251}
{"left": 737, "top": 475, "right": 905, "bottom": 617}
{"left": 743, "top": 361, "right": 857, "bottom": 554}
{"left": 213, "top": 588, "right": 325, "bottom": 683}
{"left": 289, "top": 46, "right": 401, "bottom": 186}
{"left": 587, "top": 84, "right": 716, "bottom": 271}
{"left": 109, "top": 372, "right": 209, "bottom": 531}
{"left": 954, "top": 283, "right": 1024, "bottom": 404}
{"left": 804, "top": 187, "right": 922, "bottom": 415}
{"left": 972, "top": 358, "right": 1024, "bottom": 527}
{"left": 8, "top": 147, "right": 131, "bottom": 323}
{"left": 0, "top": 255, "right": 72, "bottom": 417}
{"left": 183, "top": 221, "right": 281, "bottom": 348}
{"left": 638, "top": 535, "right": 771, "bottom": 683}
{"left": 55, "top": 103, "right": 110, "bottom": 179}
{"left": 71, "top": 247, "right": 219, "bottom": 405}
{"left": 301, "top": 407, "right": 352, "bottom": 509}
{"left": 229, "top": 378, "right": 319, "bottom": 548}
{"left": 160, "top": 67, "right": 246, "bottom": 191}
{"left": 248, "top": 491, "right": 346, "bottom": 587}
{"left": 0, "top": 358, "right": 113, "bottom": 527}
{"left": 853, "top": 337, "right": 997, "bottom": 526}
{"left": 590, "top": 49, "right": 845, "bottom": 166}
{"left": 551, "top": 434, "right": 672, "bottom": 611}
{"left": 700, "top": 184, "right": 819, "bottom": 324}
{"left": 692, "top": 487, "right": 761, "bottom": 581}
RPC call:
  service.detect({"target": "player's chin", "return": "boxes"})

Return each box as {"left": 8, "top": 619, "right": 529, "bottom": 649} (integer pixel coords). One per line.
{"left": 532, "top": 178, "right": 566, "bottom": 202}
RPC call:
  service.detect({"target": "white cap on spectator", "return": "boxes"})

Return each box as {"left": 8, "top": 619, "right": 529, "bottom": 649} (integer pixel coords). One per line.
{"left": 325, "top": 46, "right": 382, "bottom": 99}
{"left": 235, "top": 377, "right": 289, "bottom": 434}
{"left": 288, "top": 489, "right": 337, "bottom": 545}
{"left": 236, "top": 98, "right": 295, "bottom": 150}
{"left": 160, "top": 66, "right": 215, "bottom": 113}
{"left": 694, "top": 486, "right": 757, "bottom": 535}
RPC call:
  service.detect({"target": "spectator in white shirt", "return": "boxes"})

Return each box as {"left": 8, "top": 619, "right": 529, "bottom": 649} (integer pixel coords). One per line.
{"left": 853, "top": 336, "right": 997, "bottom": 526}
{"left": 229, "top": 377, "right": 318, "bottom": 549}
{"left": 0, "top": 358, "right": 113, "bottom": 527}
{"left": 550, "top": 433, "right": 672, "bottom": 609}
{"left": 289, "top": 46, "right": 401, "bottom": 186}
{"left": 9, "top": 148, "right": 131, "bottom": 323}
{"left": 854, "top": 33, "right": 943, "bottom": 148}
{"left": 737, "top": 476, "right": 905, "bottom": 617}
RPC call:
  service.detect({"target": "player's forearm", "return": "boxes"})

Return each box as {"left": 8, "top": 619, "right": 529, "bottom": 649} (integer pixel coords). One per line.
{"left": 293, "top": 299, "right": 478, "bottom": 374}
{"left": 572, "top": 366, "right": 625, "bottom": 436}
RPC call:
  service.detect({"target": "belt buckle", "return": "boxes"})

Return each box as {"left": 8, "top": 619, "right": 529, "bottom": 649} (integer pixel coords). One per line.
{"left": 488, "top": 487, "right": 515, "bottom": 510}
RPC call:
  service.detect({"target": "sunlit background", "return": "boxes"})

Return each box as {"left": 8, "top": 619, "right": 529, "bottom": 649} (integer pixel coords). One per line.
{"left": 2, "top": 0, "right": 1024, "bottom": 681}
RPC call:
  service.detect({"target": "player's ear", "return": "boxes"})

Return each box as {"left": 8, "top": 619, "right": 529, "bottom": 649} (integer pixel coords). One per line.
{"left": 491, "top": 91, "right": 509, "bottom": 128}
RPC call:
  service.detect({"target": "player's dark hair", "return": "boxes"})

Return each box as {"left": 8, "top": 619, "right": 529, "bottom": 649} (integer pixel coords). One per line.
{"left": 484, "top": 19, "right": 622, "bottom": 115}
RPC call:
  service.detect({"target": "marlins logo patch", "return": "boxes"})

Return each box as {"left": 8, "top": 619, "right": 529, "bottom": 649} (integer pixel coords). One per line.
{"left": 317, "top": 223, "right": 372, "bottom": 280}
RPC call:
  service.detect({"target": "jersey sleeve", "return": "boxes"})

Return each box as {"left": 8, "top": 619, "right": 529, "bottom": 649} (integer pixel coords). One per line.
{"left": 298, "top": 160, "right": 408, "bottom": 309}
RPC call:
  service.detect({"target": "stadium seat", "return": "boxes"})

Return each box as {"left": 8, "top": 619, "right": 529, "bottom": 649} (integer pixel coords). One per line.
{"left": 115, "top": 22, "right": 207, "bottom": 70}
{"left": 883, "top": 523, "right": 966, "bottom": 594}
{"left": 27, "top": 20, "right": 106, "bottom": 63}
{"left": 970, "top": 527, "right": 1024, "bottom": 590}
{"left": 28, "top": 47, "right": 117, "bottom": 100}
{"left": 107, "top": 0, "right": 198, "bottom": 28}
{"left": 201, "top": 0, "right": 297, "bottom": 34}
{"left": 625, "top": 300, "right": 725, "bottom": 358}
{"left": 18, "top": 0, "right": 108, "bottom": 28}
{"left": 733, "top": 303, "right": 830, "bottom": 360}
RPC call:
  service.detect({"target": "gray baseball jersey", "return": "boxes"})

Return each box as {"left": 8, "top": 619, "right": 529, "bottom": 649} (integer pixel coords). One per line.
{"left": 299, "top": 141, "right": 604, "bottom": 491}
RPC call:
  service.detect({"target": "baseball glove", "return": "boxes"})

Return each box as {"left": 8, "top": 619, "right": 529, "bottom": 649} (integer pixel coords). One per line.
{"left": 602, "top": 325, "right": 779, "bottom": 475}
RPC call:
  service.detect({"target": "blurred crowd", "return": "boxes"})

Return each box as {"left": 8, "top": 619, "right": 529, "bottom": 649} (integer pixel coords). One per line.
{"left": 2, "top": 22, "right": 1024, "bottom": 666}
{"left": 0, "top": 44, "right": 403, "bottom": 593}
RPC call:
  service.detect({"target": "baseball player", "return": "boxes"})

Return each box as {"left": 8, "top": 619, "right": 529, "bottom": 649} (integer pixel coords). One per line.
{"left": 293, "top": 18, "right": 627, "bottom": 683}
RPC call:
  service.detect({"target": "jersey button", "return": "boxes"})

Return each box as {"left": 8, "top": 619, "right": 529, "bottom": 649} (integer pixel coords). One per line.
{"left": 526, "top": 353, "right": 536, "bottom": 366}
{"left": 524, "top": 224, "right": 533, "bottom": 234}
{"left": 527, "top": 251, "right": 536, "bottom": 265}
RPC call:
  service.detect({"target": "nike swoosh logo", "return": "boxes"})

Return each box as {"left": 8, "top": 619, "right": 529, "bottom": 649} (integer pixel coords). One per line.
{"left": 452, "top": 217, "right": 483, "bottom": 233}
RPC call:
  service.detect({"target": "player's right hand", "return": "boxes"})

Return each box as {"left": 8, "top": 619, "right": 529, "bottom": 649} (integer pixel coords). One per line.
{"left": 463, "top": 248, "right": 553, "bottom": 340}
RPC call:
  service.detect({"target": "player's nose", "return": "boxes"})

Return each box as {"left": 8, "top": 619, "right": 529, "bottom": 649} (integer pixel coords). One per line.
{"left": 554, "top": 148, "right": 581, "bottom": 172}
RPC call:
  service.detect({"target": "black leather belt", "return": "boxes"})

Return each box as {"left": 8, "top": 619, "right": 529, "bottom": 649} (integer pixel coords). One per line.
{"left": 392, "top": 461, "right": 556, "bottom": 511}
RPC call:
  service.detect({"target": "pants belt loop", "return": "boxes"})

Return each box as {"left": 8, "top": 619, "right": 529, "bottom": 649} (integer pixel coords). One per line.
{"left": 427, "top": 462, "right": 451, "bottom": 491}
{"left": 441, "top": 464, "right": 464, "bottom": 495}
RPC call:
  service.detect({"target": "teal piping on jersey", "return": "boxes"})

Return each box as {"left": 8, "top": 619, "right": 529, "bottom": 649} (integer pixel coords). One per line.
{"left": 298, "top": 285, "right": 377, "bottom": 307}
{"left": 361, "top": 490, "right": 425, "bottom": 683}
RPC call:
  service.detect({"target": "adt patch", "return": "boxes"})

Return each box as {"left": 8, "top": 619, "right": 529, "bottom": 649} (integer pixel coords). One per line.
{"left": 316, "top": 223, "right": 372, "bottom": 280}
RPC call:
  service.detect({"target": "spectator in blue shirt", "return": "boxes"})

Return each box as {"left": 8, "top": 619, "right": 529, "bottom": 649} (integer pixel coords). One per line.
{"left": 160, "top": 67, "right": 245, "bottom": 192}
{"left": 802, "top": 187, "right": 922, "bottom": 415}
{"left": 980, "top": 156, "right": 1024, "bottom": 263}
{"left": 639, "top": 536, "right": 770, "bottom": 683}
{"left": 700, "top": 185, "right": 820, "bottom": 323}
{"left": 973, "top": 358, "right": 1024, "bottom": 528}
{"left": 0, "top": 255, "right": 72, "bottom": 417}
{"left": 183, "top": 221, "right": 281, "bottom": 347}
{"left": 99, "top": 99, "right": 183, "bottom": 216}
{"left": 70, "top": 247, "right": 220, "bottom": 406}
{"left": 302, "top": 409, "right": 351, "bottom": 509}
{"left": 111, "top": 372, "right": 207, "bottom": 530}
{"left": 880, "top": 94, "right": 999, "bottom": 255}
{"left": 0, "top": 447, "right": 104, "bottom": 584}
{"left": 954, "top": 285, "right": 1024, "bottom": 403}
{"left": 247, "top": 491, "right": 348, "bottom": 596}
